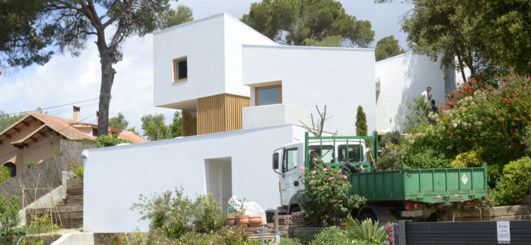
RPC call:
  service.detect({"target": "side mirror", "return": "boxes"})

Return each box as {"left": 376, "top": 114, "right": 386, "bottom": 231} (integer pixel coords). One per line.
{"left": 272, "top": 153, "right": 280, "bottom": 172}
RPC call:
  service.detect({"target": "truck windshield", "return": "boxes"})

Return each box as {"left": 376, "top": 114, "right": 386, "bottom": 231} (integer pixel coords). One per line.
{"left": 338, "top": 145, "right": 362, "bottom": 162}
{"left": 308, "top": 145, "right": 334, "bottom": 163}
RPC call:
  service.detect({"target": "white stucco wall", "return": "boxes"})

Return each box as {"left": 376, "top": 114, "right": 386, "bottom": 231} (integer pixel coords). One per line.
{"left": 223, "top": 15, "right": 277, "bottom": 97}
{"left": 84, "top": 125, "right": 305, "bottom": 233}
{"left": 242, "top": 104, "right": 310, "bottom": 130}
{"left": 374, "top": 53, "right": 450, "bottom": 132}
{"left": 242, "top": 45, "right": 376, "bottom": 136}
{"left": 153, "top": 13, "right": 277, "bottom": 109}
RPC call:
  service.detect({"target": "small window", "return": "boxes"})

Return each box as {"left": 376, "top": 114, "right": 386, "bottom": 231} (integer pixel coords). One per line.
{"left": 283, "top": 148, "right": 298, "bottom": 172}
{"left": 255, "top": 85, "right": 282, "bottom": 106}
{"left": 173, "top": 57, "right": 187, "bottom": 82}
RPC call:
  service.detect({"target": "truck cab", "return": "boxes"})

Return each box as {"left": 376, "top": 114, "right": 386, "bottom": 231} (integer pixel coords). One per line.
{"left": 272, "top": 132, "right": 376, "bottom": 214}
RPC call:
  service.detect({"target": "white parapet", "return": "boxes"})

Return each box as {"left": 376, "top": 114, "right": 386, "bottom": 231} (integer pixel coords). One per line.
{"left": 242, "top": 104, "right": 310, "bottom": 130}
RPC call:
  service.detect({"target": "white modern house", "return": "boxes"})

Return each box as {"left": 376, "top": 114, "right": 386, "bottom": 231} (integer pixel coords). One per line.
{"left": 83, "top": 13, "right": 461, "bottom": 232}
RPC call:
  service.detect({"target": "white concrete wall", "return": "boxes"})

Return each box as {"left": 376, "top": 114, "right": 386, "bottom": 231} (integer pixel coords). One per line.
{"left": 374, "top": 53, "right": 450, "bottom": 132}
{"left": 223, "top": 14, "right": 277, "bottom": 97}
{"left": 84, "top": 125, "right": 305, "bottom": 233}
{"left": 153, "top": 13, "right": 277, "bottom": 109}
{"left": 153, "top": 14, "right": 226, "bottom": 109}
{"left": 242, "top": 45, "right": 376, "bottom": 136}
{"left": 242, "top": 104, "right": 310, "bottom": 130}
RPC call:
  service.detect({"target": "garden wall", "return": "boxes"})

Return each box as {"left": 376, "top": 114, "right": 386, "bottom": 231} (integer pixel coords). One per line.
{"left": 0, "top": 140, "right": 94, "bottom": 206}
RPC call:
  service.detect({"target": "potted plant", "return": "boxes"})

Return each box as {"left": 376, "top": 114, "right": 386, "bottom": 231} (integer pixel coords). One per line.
{"left": 248, "top": 216, "right": 262, "bottom": 227}
{"left": 235, "top": 200, "right": 249, "bottom": 227}
{"left": 226, "top": 212, "right": 237, "bottom": 226}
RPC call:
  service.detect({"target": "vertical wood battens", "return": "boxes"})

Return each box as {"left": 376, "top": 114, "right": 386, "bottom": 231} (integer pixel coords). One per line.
{"left": 182, "top": 110, "right": 197, "bottom": 136}
{"left": 197, "top": 94, "right": 250, "bottom": 135}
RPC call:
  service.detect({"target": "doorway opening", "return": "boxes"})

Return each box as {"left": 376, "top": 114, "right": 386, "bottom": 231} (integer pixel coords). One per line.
{"left": 204, "top": 157, "right": 232, "bottom": 210}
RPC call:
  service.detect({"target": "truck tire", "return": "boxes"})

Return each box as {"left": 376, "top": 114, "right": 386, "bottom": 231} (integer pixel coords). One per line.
{"left": 359, "top": 211, "right": 377, "bottom": 222}
{"left": 289, "top": 206, "right": 301, "bottom": 214}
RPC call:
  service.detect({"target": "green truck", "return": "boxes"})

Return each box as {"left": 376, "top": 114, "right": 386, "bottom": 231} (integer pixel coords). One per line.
{"left": 272, "top": 132, "right": 489, "bottom": 222}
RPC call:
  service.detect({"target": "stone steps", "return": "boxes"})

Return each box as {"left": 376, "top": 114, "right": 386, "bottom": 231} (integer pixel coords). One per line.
{"left": 26, "top": 179, "right": 84, "bottom": 229}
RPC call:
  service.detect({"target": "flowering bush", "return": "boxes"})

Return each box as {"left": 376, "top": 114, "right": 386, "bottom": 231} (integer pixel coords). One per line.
{"left": 492, "top": 156, "right": 531, "bottom": 205}
{"left": 300, "top": 167, "right": 365, "bottom": 226}
{"left": 97, "top": 232, "right": 130, "bottom": 245}
{"left": 401, "top": 71, "right": 531, "bottom": 186}
{"left": 451, "top": 150, "right": 482, "bottom": 168}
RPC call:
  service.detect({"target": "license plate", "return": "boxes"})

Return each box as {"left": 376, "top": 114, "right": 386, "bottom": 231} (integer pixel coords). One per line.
{"left": 401, "top": 210, "right": 423, "bottom": 217}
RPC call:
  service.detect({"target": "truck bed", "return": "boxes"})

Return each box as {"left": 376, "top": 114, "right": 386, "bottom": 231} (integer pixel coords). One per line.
{"left": 349, "top": 164, "right": 488, "bottom": 204}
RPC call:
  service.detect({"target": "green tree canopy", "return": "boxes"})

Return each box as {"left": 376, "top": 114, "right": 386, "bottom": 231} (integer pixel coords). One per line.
{"left": 141, "top": 111, "right": 182, "bottom": 141}
{"left": 375, "top": 35, "right": 405, "bottom": 61}
{"left": 109, "top": 112, "right": 129, "bottom": 130}
{"left": 0, "top": 0, "right": 52, "bottom": 74}
{"left": 400, "top": 0, "right": 530, "bottom": 79}
{"left": 242, "top": 0, "right": 374, "bottom": 47}
{"left": 0, "top": 111, "right": 27, "bottom": 132}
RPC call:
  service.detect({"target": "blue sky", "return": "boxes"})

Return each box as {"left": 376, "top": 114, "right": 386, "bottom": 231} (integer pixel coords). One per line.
{"left": 0, "top": 0, "right": 413, "bottom": 135}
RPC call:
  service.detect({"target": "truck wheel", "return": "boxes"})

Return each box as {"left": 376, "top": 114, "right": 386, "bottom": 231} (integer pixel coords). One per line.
{"left": 289, "top": 206, "right": 301, "bottom": 214}
{"left": 359, "top": 211, "right": 377, "bottom": 222}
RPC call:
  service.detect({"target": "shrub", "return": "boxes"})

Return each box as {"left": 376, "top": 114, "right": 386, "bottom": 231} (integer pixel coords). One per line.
{"left": 25, "top": 160, "right": 38, "bottom": 170}
{"left": 130, "top": 188, "right": 193, "bottom": 239}
{"left": 300, "top": 167, "right": 365, "bottom": 226}
{"left": 450, "top": 150, "right": 482, "bottom": 168}
{"left": 95, "top": 134, "right": 131, "bottom": 148}
{"left": 0, "top": 166, "right": 11, "bottom": 184}
{"left": 492, "top": 156, "right": 531, "bottom": 205}
{"left": 193, "top": 193, "right": 226, "bottom": 233}
{"left": 345, "top": 218, "right": 393, "bottom": 244}
{"left": 356, "top": 105, "right": 368, "bottom": 136}
{"left": 0, "top": 194, "right": 20, "bottom": 237}
{"left": 67, "top": 159, "right": 83, "bottom": 179}
{"left": 310, "top": 228, "right": 349, "bottom": 245}
{"left": 26, "top": 214, "right": 59, "bottom": 234}
{"left": 401, "top": 72, "right": 531, "bottom": 186}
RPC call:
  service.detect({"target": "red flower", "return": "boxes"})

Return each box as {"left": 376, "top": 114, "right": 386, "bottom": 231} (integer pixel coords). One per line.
{"left": 528, "top": 121, "right": 531, "bottom": 124}
{"left": 515, "top": 117, "right": 519, "bottom": 121}
{"left": 478, "top": 81, "right": 482, "bottom": 86}
{"left": 445, "top": 107, "right": 450, "bottom": 110}
{"left": 510, "top": 66, "right": 514, "bottom": 71}
{"left": 502, "top": 121, "right": 505, "bottom": 125}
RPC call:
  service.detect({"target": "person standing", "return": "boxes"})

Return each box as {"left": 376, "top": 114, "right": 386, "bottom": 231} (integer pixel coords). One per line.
{"left": 421, "top": 87, "right": 432, "bottom": 106}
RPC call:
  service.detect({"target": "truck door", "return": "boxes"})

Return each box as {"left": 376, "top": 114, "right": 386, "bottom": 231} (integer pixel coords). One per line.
{"left": 280, "top": 147, "right": 301, "bottom": 207}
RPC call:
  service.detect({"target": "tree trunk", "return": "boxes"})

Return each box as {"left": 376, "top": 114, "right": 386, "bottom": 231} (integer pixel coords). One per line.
{"left": 97, "top": 51, "right": 115, "bottom": 137}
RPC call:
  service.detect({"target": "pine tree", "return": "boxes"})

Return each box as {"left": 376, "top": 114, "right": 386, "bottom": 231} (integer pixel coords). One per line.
{"left": 355, "top": 106, "right": 367, "bottom": 136}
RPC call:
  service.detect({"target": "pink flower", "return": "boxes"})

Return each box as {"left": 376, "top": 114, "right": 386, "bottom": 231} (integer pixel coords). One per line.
{"left": 343, "top": 175, "right": 348, "bottom": 180}
{"left": 385, "top": 226, "right": 392, "bottom": 231}
{"left": 328, "top": 177, "right": 333, "bottom": 181}
{"left": 322, "top": 168, "right": 327, "bottom": 172}
{"left": 299, "top": 166, "right": 305, "bottom": 171}
{"left": 389, "top": 235, "right": 395, "bottom": 242}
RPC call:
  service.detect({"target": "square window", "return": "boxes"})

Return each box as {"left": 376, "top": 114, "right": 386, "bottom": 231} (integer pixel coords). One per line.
{"left": 255, "top": 85, "right": 282, "bottom": 106}
{"left": 173, "top": 57, "right": 187, "bottom": 82}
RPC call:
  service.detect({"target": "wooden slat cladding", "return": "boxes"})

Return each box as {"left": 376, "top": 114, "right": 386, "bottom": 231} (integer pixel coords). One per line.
{"left": 182, "top": 110, "right": 197, "bottom": 136}
{"left": 197, "top": 94, "right": 250, "bottom": 135}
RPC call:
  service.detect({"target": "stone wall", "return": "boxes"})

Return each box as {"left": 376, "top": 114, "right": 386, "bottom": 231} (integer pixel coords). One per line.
{"left": 0, "top": 140, "right": 95, "bottom": 206}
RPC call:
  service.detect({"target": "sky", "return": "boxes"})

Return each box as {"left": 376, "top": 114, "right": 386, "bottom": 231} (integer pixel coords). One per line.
{"left": 0, "top": 0, "right": 413, "bottom": 136}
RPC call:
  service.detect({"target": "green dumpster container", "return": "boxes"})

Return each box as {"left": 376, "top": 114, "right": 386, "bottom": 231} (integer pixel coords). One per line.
{"left": 349, "top": 163, "right": 489, "bottom": 204}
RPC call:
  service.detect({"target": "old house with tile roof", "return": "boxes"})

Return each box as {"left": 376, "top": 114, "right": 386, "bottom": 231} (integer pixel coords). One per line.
{"left": 0, "top": 108, "right": 146, "bottom": 176}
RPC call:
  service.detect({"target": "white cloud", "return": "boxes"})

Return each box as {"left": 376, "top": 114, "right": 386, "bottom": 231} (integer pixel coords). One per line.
{"left": 0, "top": 34, "right": 175, "bottom": 135}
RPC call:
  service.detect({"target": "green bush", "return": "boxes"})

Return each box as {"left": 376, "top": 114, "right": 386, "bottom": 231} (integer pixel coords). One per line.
{"left": 0, "top": 194, "right": 20, "bottom": 237}
{"left": 492, "top": 156, "right": 531, "bottom": 205}
{"left": 130, "top": 188, "right": 193, "bottom": 239}
{"left": 95, "top": 134, "right": 131, "bottom": 148}
{"left": 310, "top": 228, "right": 349, "bottom": 245}
{"left": 0, "top": 166, "right": 11, "bottom": 184}
{"left": 401, "top": 73, "right": 531, "bottom": 186}
{"left": 300, "top": 167, "right": 365, "bottom": 226}
{"left": 192, "top": 193, "right": 226, "bottom": 233}
{"left": 25, "top": 160, "right": 38, "bottom": 170}
{"left": 25, "top": 214, "right": 59, "bottom": 234}
{"left": 345, "top": 217, "right": 392, "bottom": 244}
{"left": 67, "top": 159, "right": 83, "bottom": 179}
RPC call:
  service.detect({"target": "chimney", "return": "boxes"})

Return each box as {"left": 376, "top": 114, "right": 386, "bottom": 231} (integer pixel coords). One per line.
{"left": 73, "top": 106, "right": 80, "bottom": 122}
